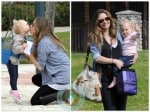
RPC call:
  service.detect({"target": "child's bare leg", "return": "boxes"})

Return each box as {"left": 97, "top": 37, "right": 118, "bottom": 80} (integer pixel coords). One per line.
{"left": 108, "top": 77, "right": 116, "bottom": 88}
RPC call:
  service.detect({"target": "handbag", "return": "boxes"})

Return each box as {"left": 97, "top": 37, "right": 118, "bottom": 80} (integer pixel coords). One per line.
{"left": 116, "top": 68, "right": 137, "bottom": 95}
{"left": 73, "top": 47, "right": 102, "bottom": 102}
{"left": 2, "top": 31, "right": 13, "bottom": 64}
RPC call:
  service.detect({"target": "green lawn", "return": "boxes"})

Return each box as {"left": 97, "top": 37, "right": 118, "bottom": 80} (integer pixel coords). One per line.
{"left": 71, "top": 50, "right": 149, "bottom": 111}
{"left": 56, "top": 31, "right": 70, "bottom": 57}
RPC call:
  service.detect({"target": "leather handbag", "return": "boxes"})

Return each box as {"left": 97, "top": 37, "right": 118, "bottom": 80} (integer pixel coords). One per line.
{"left": 116, "top": 69, "right": 137, "bottom": 95}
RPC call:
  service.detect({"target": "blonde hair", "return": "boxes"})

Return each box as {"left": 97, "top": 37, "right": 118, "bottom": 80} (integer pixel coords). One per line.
{"left": 119, "top": 18, "right": 133, "bottom": 30}
{"left": 12, "top": 19, "right": 27, "bottom": 34}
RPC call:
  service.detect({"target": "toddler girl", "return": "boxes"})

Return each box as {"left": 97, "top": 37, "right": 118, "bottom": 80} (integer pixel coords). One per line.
{"left": 7, "top": 19, "right": 29, "bottom": 102}
{"left": 108, "top": 18, "right": 141, "bottom": 88}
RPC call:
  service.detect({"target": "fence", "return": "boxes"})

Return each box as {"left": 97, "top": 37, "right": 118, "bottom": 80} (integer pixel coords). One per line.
{"left": 71, "top": 23, "right": 89, "bottom": 52}
{"left": 142, "top": 20, "right": 149, "bottom": 49}
{"left": 72, "top": 21, "right": 149, "bottom": 52}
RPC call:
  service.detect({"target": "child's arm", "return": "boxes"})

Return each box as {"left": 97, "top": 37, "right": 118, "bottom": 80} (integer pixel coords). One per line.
{"left": 134, "top": 23, "right": 142, "bottom": 33}
{"left": 12, "top": 37, "right": 28, "bottom": 54}
{"left": 132, "top": 23, "right": 141, "bottom": 39}
{"left": 130, "top": 31, "right": 140, "bottom": 40}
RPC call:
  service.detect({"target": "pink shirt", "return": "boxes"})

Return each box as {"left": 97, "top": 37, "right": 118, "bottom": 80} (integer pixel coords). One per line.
{"left": 122, "top": 32, "right": 139, "bottom": 56}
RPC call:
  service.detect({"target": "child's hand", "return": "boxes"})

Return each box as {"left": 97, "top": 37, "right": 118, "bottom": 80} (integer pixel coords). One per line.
{"left": 113, "top": 59, "right": 124, "bottom": 69}
{"left": 22, "top": 43, "right": 28, "bottom": 48}
{"left": 134, "top": 23, "right": 141, "bottom": 32}
{"left": 21, "top": 43, "right": 28, "bottom": 52}
{"left": 22, "top": 43, "right": 28, "bottom": 49}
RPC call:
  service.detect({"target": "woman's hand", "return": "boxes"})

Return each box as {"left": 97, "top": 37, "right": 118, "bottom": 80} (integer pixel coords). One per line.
{"left": 113, "top": 59, "right": 124, "bottom": 69}
{"left": 23, "top": 53, "right": 30, "bottom": 62}
{"left": 29, "top": 54, "right": 43, "bottom": 71}
{"left": 130, "top": 53, "right": 138, "bottom": 64}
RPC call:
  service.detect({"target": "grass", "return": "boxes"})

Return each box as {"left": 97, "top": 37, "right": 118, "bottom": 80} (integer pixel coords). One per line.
{"left": 17, "top": 31, "right": 148, "bottom": 110}
{"left": 56, "top": 31, "right": 70, "bottom": 57}
{"left": 71, "top": 50, "right": 149, "bottom": 111}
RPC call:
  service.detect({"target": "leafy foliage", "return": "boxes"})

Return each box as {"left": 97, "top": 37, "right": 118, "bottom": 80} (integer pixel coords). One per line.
{"left": 2, "top": 2, "right": 35, "bottom": 30}
{"left": 55, "top": 2, "right": 70, "bottom": 26}
{"left": 2, "top": 2, "right": 69, "bottom": 30}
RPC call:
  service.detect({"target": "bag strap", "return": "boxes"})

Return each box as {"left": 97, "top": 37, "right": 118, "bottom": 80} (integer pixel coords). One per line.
{"left": 84, "top": 46, "right": 90, "bottom": 68}
{"left": 3, "top": 31, "right": 13, "bottom": 40}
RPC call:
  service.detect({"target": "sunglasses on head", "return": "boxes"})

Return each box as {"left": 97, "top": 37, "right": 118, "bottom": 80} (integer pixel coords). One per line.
{"left": 98, "top": 17, "right": 110, "bottom": 24}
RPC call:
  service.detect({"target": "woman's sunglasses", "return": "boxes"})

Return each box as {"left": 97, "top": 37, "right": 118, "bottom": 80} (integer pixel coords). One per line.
{"left": 98, "top": 17, "right": 110, "bottom": 24}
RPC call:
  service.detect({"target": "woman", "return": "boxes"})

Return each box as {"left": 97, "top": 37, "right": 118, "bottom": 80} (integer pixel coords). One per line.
{"left": 88, "top": 9, "right": 137, "bottom": 110}
{"left": 29, "top": 17, "right": 70, "bottom": 105}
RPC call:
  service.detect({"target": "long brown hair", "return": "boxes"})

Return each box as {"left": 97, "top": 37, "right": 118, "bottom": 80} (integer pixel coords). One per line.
{"left": 88, "top": 9, "right": 117, "bottom": 47}
{"left": 32, "top": 17, "right": 67, "bottom": 58}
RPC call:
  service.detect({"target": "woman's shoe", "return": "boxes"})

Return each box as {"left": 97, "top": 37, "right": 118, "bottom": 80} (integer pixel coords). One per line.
{"left": 40, "top": 93, "right": 57, "bottom": 105}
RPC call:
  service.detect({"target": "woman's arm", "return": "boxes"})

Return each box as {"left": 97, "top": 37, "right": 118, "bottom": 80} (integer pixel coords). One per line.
{"left": 90, "top": 43, "right": 123, "bottom": 69}
{"left": 95, "top": 56, "right": 123, "bottom": 69}
{"left": 29, "top": 54, "right": 43, "bottom": 71}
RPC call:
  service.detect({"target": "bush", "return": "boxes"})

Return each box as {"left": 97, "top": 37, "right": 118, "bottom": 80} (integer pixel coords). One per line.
{"left": 55, "top": 2, "right": 70, "bottom": 26}
{"left": 2, "top": 2, "right": 69, "bottom": 30}
{"left": 2, "top": 2, "right": 35, "bottom": 30}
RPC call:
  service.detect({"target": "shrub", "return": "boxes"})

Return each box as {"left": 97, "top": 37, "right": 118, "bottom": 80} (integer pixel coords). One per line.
{"left": 55, "top": 2, "right": 70, "bottom": 26}
{"left": 2, "top": 2, "right": 69, "bottom": 30}
{"left": 2, "top": 2, "right": 35, "bottom": 30}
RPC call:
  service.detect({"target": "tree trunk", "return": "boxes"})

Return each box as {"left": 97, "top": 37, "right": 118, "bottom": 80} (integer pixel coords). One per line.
{"left": 44, "top": 2, "right": 56, "bottom": 31}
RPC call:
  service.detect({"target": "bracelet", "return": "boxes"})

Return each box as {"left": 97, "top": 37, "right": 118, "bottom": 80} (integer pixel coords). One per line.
{"left": 112, "top": 59, "right": 114, "bottom": 64}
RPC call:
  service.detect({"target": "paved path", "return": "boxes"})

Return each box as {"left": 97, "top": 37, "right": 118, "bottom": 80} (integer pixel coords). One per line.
{"left": 1, "top": 27, "right": 72, "bottom": 111}
{"left": 1, "top": 64, "right": 70, "bottom": 112}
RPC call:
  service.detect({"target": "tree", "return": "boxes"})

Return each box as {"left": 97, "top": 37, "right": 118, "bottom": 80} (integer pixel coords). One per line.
{"left": 44, "top": 2, "right": 56, "bottom": 31}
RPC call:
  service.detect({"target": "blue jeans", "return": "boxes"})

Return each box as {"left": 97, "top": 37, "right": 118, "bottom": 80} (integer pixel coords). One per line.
{"left": 113, "top": 55, "right": 134, "bottom": 76}
{"left": 7, "top": 60, "right": 18, "bottom": 90}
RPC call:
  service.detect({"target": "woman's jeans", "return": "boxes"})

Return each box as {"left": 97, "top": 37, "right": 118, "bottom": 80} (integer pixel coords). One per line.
{"left": 7, "top": 60, "right": 18, "bottom": 90}
{"left": 31, "top": 74, "right": 58, "bottom": 105}
{"left": 101, "top": 81, "right": 127, "bottom": 110}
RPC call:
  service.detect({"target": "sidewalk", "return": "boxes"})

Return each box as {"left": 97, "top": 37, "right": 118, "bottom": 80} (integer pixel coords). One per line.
{"left": 1, "top": 26, "right": 71, "bottom": 111}
{"left": 54, "top": 26, "right": 70, "bottom": 32}
{"left": 1, "top": 64, "right": 68, "bottom": 112}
